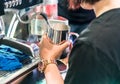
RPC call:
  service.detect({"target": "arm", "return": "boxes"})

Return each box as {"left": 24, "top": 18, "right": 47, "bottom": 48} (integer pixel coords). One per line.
{"left": 44, "top": 63, "right": 64, "bottom": 84}
{"left": 38, "top": 34, "right": 70, "bottom": 84}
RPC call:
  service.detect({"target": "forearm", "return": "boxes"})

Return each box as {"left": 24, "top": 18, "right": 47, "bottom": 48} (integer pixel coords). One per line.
{"left": 44, "top": 64, "right": 64, "bottom": 84}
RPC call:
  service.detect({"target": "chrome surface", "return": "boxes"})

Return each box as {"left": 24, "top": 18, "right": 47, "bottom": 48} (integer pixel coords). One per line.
{"left": 0, "top": 16, "right": 5, "bottom": 36}
{"left": 47, "top": 22, "right": 70, "bottom": 44}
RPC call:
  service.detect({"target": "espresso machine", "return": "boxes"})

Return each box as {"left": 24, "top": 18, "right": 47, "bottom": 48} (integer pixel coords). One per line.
{"left": 0, "top": 0, "right": 43, "bottom": 83}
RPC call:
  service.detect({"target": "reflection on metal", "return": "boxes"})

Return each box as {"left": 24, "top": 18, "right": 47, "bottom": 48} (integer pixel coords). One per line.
{"left": 5, "top": 6, "right": 44, "bottom": 40}
{"left": 0, "top": 16, "right": 5, "bottom": 36}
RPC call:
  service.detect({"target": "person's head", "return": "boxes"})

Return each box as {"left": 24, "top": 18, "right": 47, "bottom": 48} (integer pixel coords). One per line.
{"left": 68, "top": 0, "right": 100, "bottom": 9}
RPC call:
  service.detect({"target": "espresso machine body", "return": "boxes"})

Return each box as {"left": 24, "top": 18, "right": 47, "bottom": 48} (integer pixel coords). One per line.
{"left": 0, "top": 0, "right": 43, "bottom": 83}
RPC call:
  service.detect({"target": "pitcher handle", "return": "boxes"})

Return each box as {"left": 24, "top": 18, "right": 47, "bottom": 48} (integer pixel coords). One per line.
{"left": 69, "top": 32, "right": 79, "bottom": 43}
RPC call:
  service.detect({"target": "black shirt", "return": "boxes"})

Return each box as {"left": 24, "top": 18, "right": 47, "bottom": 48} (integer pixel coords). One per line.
{"left": 65, "top": 8, "right": 120, "bottom": 84}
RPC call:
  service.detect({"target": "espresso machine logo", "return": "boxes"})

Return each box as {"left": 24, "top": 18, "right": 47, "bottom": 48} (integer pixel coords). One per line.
{"left": 4, "top": 0, "right": 22, "bottom": 8}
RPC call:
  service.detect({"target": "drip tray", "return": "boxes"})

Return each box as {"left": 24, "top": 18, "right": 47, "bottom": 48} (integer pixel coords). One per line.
{"left": 0, "top": 37, "right": 40, "bottom": 83}
{"left": 0, "top": 57, "right": 40, "bottom": 83}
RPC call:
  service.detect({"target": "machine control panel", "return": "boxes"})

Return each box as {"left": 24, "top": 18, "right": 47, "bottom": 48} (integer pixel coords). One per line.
{"left": 0, "top": 0, "right": 43, "bottom": 15}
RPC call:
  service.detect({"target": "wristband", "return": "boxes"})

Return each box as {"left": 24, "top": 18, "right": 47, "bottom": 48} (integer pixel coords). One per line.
{"left": 38, "top": 59, "right": 57, "bottom": 73}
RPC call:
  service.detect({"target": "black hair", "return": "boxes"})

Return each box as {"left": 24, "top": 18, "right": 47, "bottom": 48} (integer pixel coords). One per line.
{"left": 68, "top": 0, "right": 101, "bottom": 9}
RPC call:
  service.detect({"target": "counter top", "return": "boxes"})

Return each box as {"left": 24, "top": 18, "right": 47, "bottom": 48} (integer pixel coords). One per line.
{"left": 10, "top": 60, "right": 68, "bottom": 84}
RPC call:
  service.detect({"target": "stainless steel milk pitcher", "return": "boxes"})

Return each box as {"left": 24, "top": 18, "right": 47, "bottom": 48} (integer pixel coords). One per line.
{"left": 47, "top": 23, "right": 70, "bottom": 44}
{"left": 39, "top": 13, "right": 79, "bottom": 44}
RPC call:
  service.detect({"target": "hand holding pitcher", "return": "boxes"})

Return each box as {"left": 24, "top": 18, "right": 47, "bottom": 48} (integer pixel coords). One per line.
{"left": 47, "top": 22, "right": 79, "bottom": 44}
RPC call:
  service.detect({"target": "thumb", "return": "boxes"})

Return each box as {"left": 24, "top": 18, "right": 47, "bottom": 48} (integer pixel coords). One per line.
{"left": 59, "top": 41, "right": 70, "bottom": 51}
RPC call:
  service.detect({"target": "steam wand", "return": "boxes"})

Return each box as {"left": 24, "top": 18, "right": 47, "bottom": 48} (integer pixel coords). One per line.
{"left": 39, "top": 12, "right": 53, "bottom": 35}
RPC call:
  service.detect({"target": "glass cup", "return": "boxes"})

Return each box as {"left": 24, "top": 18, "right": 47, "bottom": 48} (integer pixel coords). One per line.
{"left": 30, "top": 15, "right": 47, "bottom": 41}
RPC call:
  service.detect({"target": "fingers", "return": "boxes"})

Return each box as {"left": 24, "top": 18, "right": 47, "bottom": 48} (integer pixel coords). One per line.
{"left": 39, "top": 33, "right": 70, "bottom": 52}
{"left": 41, "top": 33, "right": 54, "bottom": 44}
{"left": 39, "top": 34, "right": 49, "bottom": 44}
{"left": 59, "top": 40, "right": 66, "bottom": 45}
{"left": 59, "top": 41, "right": 70, "bottom": 52}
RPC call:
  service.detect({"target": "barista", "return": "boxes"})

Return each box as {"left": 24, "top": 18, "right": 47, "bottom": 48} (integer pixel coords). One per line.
{"left": 58, "top": 0, "right": 95, "bottom": 34}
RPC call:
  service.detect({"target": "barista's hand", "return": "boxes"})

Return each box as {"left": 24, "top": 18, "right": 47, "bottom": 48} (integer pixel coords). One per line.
{"left": 38, "top": 34, "right": 70, "bottom": 61}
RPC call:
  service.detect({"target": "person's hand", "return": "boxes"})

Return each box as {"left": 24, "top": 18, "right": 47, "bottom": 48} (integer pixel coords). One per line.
{"left": 38, "top": 34, "right": 70, "bottom": 61}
